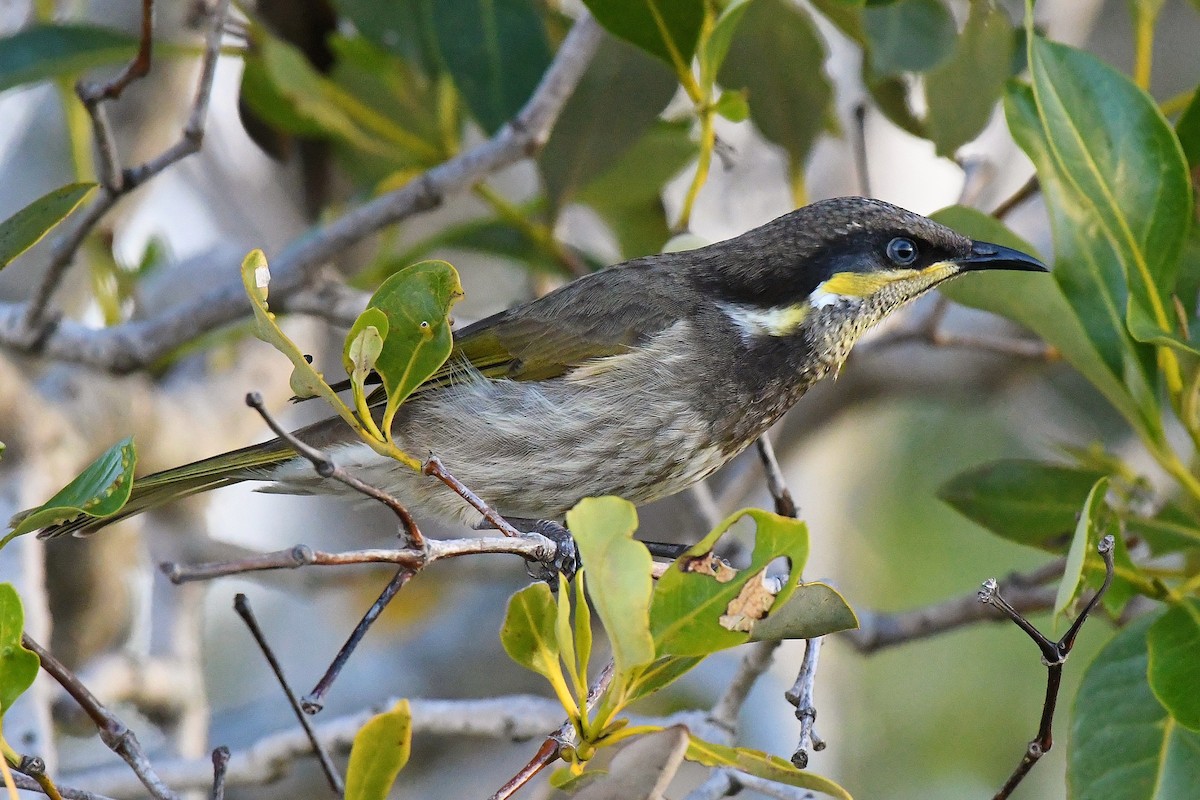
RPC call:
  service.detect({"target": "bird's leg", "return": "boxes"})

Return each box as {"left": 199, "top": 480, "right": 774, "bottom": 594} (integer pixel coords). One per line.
{"left": 481, "top": 517, "right": 579, "bottom": 582}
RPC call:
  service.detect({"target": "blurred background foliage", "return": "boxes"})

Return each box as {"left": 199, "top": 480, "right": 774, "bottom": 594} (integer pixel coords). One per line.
{"left": 2, "top": 0, "right": 1200, "bottom": 798}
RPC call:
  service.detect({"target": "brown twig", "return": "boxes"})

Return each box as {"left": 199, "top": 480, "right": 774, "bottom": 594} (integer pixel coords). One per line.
{"left": 991, "top": 175, "right": 1040, "bottom": 221}
{"left": 852, "top": 102, "right": 871, "bottom": 198}
{"left": 423, "top": 455, "right": 523, "bottom": 539}
{"left": 708, "top": 641, "right": 781, "bottom": 738}
{"left": 301, "top": 568, "right": 414, "bottom": 714}
{"left": 1, "top": 13, "right": 604, "bottom": 370}
{"left": 208, "top": 747, "right": 230, "bottom": 800}
{"left": 488, "top": 661, "right": 616, "bottom": 800}
{"left": 986, "top": 536, "right": 1114, "bottom": 800}
{"left": 21, "top": 635, "right": 180, "bottom": 800}
{"left": 231, "top": 594, "right": 343, "bottom": 793}
{"left": 19, "top": 0, "right": 229, "bottom": 338}
{"left": 246, "top": 392, "right": 423, "bottom": 547}
{"left": 864, "top": 295, "right": 1057, "bottom": 361}
{"left": 11, "top": 755, "right": 64, "bottom": 800}
{"left": 755, "top": 435, "right": 797, "bottom": 518}
{"left": 9, "top": 772, "right": 113, "bottom": 800}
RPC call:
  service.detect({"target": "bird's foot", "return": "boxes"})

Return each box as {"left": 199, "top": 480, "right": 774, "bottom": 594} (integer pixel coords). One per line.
{"left": 522, "top": 519, "right": 578, "bottom": 583}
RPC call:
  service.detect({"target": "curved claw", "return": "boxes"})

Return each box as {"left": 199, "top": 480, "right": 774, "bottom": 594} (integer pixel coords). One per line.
{"left": 523, "top": 519, "right": 579, "bottom": 582}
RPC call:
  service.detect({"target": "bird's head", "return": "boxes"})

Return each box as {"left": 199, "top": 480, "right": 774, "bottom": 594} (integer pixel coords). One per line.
{"left": 696, "top": 197, "right": 1046, "bottom": 358}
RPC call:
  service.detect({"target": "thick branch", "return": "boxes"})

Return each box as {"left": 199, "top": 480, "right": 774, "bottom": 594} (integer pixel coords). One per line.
{"left": 0, "top": 14, "right": 603, "bottom": 371}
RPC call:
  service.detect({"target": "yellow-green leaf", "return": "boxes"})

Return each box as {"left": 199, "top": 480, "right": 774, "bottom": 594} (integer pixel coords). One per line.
{"left": 567, "top": 497, "right": 655, "bottom": 676}
{"left": 0, "top": 584, "right": 38, "bottom": 716}
{"left": 684, "top": 736, "right": 852, "bottom": 800}
{"left": 1055, "top": 477, "right": 1108, "bottom": 617}
{"left": 500, "top": 583, "right": 563, "bottom": 685}
{"left": 649, "top": 509, "right": 809, "bottom": 657}
{"left": 344, "top": 699, "right": 412, "bottom": 800}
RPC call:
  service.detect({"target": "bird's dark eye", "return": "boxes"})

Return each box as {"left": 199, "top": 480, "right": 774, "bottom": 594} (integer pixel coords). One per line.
{"left": 886, "top": 237, "right": 918, "bottom": 267}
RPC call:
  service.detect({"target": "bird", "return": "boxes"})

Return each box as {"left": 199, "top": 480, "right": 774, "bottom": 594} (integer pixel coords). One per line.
{"left": 34, "top": 197, "right": 1045, "bottom": 544}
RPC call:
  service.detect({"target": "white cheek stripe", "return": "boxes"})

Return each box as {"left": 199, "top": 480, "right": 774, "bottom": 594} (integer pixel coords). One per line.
{"left": 809, "top": 283, "right": 862, "bottom": 309}
{"left": 719, "top": 302, "right": 808, "bottom": 338}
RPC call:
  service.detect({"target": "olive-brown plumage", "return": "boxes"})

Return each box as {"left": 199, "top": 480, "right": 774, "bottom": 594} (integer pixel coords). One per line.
{"left": 35, "top": 198, "right": 1045, "bottom": 538}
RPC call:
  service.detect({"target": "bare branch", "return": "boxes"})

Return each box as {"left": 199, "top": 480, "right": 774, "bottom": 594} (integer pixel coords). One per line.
{"left": 989, "top": 537, "right": 1114, "bottom": 799}
{"left": 22, "top": 635, "right": 180, "bottom": 800}
{"left": 17, "top": 0, "right": 230, "bottom": 338}
{"left": 60, "top": 695, "right": 566, "bottom": 797}
{"left": 232, "top": 594, "right": 343, "bottom": 793}
{"left": 0, "top": 13, "right": 604, "bottom": 371}
{"left": 708, "top": 640, "right": 781, "bottom": 738}
{"left": 783, "top": 637, "right": 825, "bottom": 768}
{"left": 10, "top": 772, "right": 116, "bottom": 800}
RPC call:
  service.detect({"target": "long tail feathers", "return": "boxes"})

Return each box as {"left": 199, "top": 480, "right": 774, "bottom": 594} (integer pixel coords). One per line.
{"left": 35, "top": 439, "right": 297, "bottom": 539}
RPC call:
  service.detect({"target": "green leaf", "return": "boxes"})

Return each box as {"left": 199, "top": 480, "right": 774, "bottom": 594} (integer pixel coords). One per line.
{"left": 243, "top": 33, "right": 438, "bottom": 162}
{"left": 863, "top": 0, "right": 956, "bottom": 75}
{"left": 748, "top": 581, "right": 859, "bottom": 641}
{"left": 365, "top": 260, "right": 463, "bottom": 428}
{"left": 343, "top": 307, "right": 389, "bottom": 378}
{"left": 1176, "top": 87, "right": 1200, "bottom": 169}
{"left": 0, "top": 183, "right": 95, "bottom": 270}
{"left": 344, "top": 699, "right": 412, "bottom": 800}
{"left": 1126, "top": 501, "right": 1200, "bottom": 555}
{"left": 1055, "top": 477, "right": 1108, "bottom": 616}
{"left": 0, "top": 24, "right": 139, "bottom": 93}
{"left": 718, "top": 0, "right": 835, "bottom": 177}
{"left": 539, "top": 32, "right": 677, "bottom": 212}
{"left": 684, "top": 736, "right": 852, "bottom": 800}
{"left": 334, "top": 0, "right": 440, "bottom": 74}
{"left": 428, "top": 0, "right": 551, "bottom": 134}
{"left": 1147, "top": 600, "right": 1200, "bottom": 731}
{"left": 556, "top": 574, "right": 578, "bottom": 689}
{"left": 6, "top": 437, "right": 136, "bottom": 541}
{"left": 1070, "top": 614, "right": 1200, "bottom": 799}
{"left": 1025, "top": 37, "right": 1193, "bottom": 358}
{"left": 578, "top": 121, "right": 696, "bottom": 259}
{"left": 566, "top": 498, "right": 655, "bottom": 676}
{"left": 500, "top": 583, "right": 562, "bottom": 683}
{"left": 626, "top": 655, "right": 703, "bottom": 701}
{"left": 582, "top": 0, "right": 705, "bottom": 71}
{"left": 935, "top": 202, "right": 1160, "bottom": 444}
{"left": 702, "top": 0, "right": 752, "bottom": 86}
{"left": 0, "top": 585, "right": 38, "bottom": 716}
{"left": 649, "top": 509, "right": 809, "bottom": 657}
{"left": 924, "top": 0, "right": 1013, "bottom": 156}
{"left": 937, "top": 458, "right": 1106, "bottom": 550}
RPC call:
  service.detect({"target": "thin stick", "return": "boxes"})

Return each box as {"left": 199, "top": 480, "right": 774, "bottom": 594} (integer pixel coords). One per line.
{"left": 424, "top": 455, "right": 523, "bottom": 539}
{"left": 21, "top": 635, "right": 179, "bottom": 800}
{"left": 208, "top": 747, "right": 230, "bottom": 800}
{"left": 20, "top": 0, "right": 230, "bottom": 336}
{"left": 991, "top": 175, "right": 1040, "bottom": 221}
{"left": 985, "top": 536, "right": 1114, "bottom": 799}
{"left": 246, "top": 392, "right": 423, "bottom": 547}
{"left": 231, "top": 595, "right": 343, "bottom": 795}
{"left": 783, "top": 636, "right": 825, "bottom": 768}
{"left": 301, "top": 569, "right": 415, "bottom": 714}
{"left": 755, "top": 435, "right": 797, "bottom": 518}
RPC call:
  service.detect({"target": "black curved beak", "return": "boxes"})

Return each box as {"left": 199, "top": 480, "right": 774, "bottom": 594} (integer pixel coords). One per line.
{"left": 958, "top": 240, "right": 1048, "bottom": 272}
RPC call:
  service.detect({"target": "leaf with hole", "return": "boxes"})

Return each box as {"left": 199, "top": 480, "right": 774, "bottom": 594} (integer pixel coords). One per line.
{"left": 650, "top": 509, "right": 809, "bottom": 657}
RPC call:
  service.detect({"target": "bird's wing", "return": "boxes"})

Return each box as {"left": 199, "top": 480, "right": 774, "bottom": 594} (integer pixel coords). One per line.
{"left": 322, "top": 255, "right": 692, "bottom": 402}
